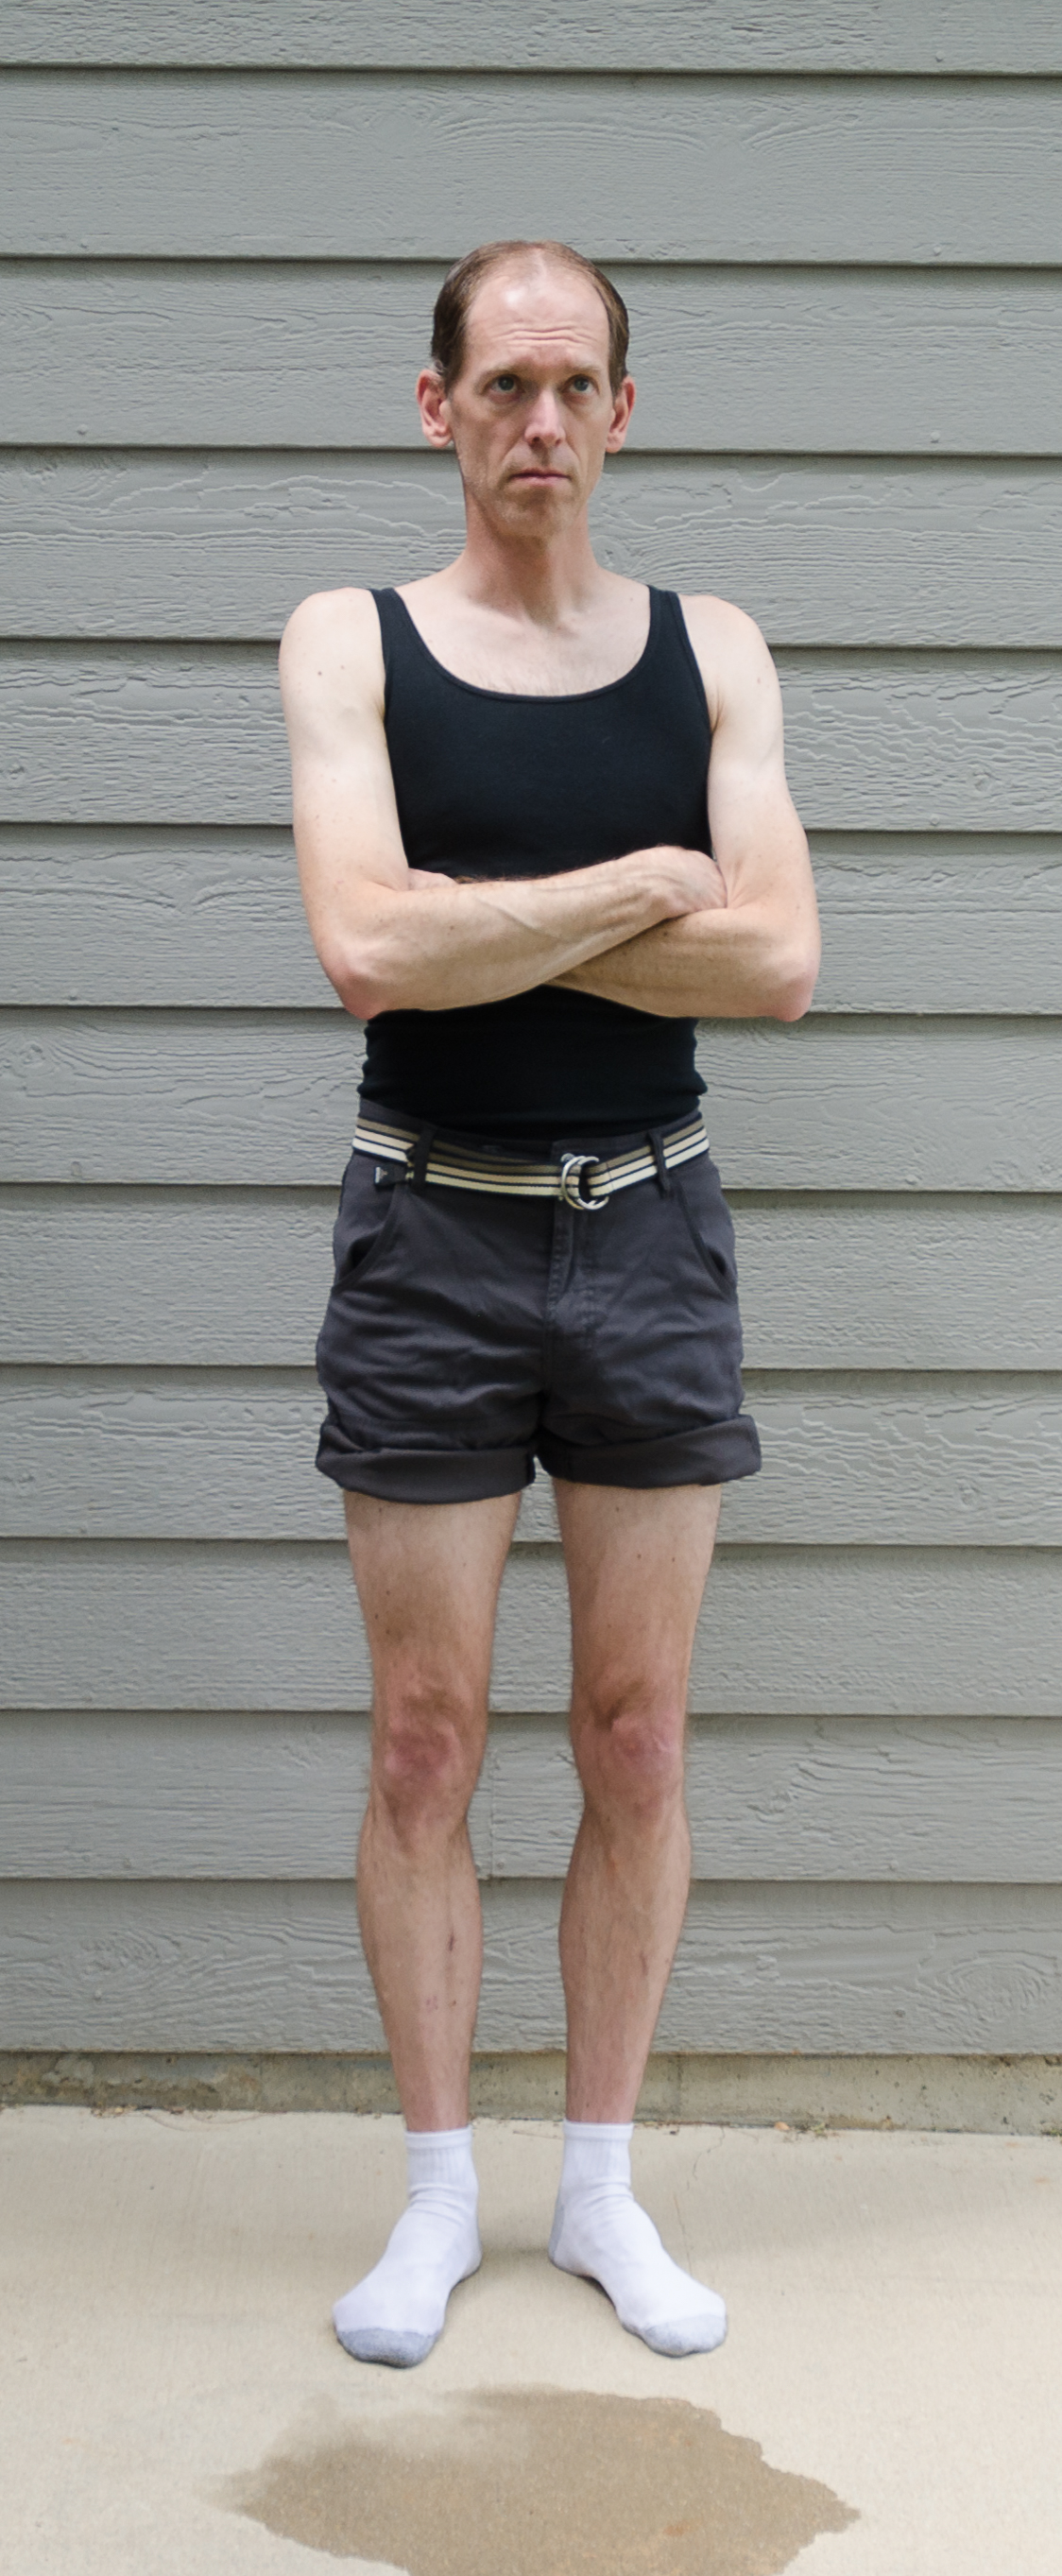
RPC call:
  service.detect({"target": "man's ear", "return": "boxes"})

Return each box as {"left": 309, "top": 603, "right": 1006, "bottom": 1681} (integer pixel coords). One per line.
{"left": 605, "top": 374, "right": 636, "bottom": 455}
{"left": 417, "top": 368, "right": 454, "bottom": 450}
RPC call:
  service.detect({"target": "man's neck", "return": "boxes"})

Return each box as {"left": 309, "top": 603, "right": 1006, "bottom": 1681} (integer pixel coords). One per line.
{"left": 437, "top": 505, "right": 617, "bottom": 631}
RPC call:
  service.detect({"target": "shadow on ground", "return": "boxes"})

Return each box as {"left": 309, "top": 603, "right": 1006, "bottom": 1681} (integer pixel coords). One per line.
{"left": 229, "top": 2385, "right": 858, "bottom": 2574}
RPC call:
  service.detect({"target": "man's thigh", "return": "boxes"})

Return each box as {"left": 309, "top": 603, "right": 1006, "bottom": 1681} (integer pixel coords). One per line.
{"left": 555, "top": 1478, "right": 721, "bottom": 1713}
{"left": 344, "top": 1490, "right": 521, "bottom": 1720}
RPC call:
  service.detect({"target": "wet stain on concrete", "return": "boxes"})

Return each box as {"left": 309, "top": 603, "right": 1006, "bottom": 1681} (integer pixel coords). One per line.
{"left": 231, "top": 2386, "right": 858, "bottom": 2573}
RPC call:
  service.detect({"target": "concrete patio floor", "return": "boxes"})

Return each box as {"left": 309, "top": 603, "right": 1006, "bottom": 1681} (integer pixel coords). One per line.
{"left": 2, "top": 2106, "right": 1059, "bottom": 2573}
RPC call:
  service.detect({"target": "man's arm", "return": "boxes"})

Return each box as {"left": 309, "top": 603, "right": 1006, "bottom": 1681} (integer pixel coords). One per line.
{"left": 553, "top": 599, "right": 820, "bottom": 1022}
{"left": 279, "top": 589, "right": 724, "bottom": 1019}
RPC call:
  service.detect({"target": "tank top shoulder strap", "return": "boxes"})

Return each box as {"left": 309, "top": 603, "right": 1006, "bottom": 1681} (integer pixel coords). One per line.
{"left": 653, "top": 586, "right": 710, "bottom": 718}
{"left": 370, "top": 586, "right": 417, "bottom": 714}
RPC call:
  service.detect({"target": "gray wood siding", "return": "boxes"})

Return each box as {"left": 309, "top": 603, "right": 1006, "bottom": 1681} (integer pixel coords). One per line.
{"left": 4, "top": 1880, "right": 1061, "bottom": 2054}
{"left": 7, "top": 267, "right": 1062, "bottom": 453}
{"left": 7, "top": 1189, "right": 1062, "bottom": 1368}
{"left": 5, "top": 75, "right": 1062, "bottom": 266}
{"left": 6, "top": 1711, "right": 1062, "bottom": 1881}
{"left": 6, "top": 644, "right": 1062, "bottom": 828}
{"left": 5, "top": 832, "right": 1062, "bottom": 1011}
{"left": 4, "top": 1371, "right": 1061, "bottom": 1547}
{"left": 5, "top": 1543, "right": 1060, "bottom": 1717}
{"left": 3, "top": 8, "right": 1060, "bottom": 2066}
{"left": 10, "top": 455, "right": 1062, "bottom": 646}
{"left": 3, "top": 5, "right": 1060, "bottom": 77}
{"left": 6, "top": 1014, "right": 1060, "bottom": 1189}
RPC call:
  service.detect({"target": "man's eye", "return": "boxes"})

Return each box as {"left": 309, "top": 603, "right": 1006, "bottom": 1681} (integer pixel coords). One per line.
{"left": 570, "top": 377, "right": 593, "bottom": 393}
{"left": 492, "top": 375, "right": 518, "bottom": 393}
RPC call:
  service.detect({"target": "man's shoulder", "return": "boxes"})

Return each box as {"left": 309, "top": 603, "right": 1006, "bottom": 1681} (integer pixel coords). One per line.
{"left": 280, "top": 583, "right": 381, "bottom": 662}
{"left": 278, "top": 586, "right": 386, "bottom": 728}
{"left": 278, "top": 587, "right": 389, "bottom": 753}
{"left": 677, "top": 590, "right": 766, "bottom": 660}
{"left": 675, "top": 591, "right": 778, "bottom": 728}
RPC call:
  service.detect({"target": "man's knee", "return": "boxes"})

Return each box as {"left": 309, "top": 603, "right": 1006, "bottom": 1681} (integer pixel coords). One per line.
{"left": 370, "top": 1669, "right": 485, "bottom": 1839}
{"left": 572, "top": 1671, "right": 687, "bottom": 1823}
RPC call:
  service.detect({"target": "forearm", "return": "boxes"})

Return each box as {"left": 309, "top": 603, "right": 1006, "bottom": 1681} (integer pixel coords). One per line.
{"left": 554, "top": 902, "right": 820, "bottom": 1023}
{"left": 315, "top": 853, "right": 697, "bottom": 1018}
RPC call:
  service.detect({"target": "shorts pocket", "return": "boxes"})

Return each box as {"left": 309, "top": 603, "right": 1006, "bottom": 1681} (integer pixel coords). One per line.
{"left": 330, "top": 1154, "right": 405, "bottom": 1293}
{"left": 673, "top": 1163, "right": 738, "bottom": 1297}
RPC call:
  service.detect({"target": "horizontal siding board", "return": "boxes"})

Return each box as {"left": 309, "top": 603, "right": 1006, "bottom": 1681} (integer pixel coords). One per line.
{"left": 3, "top": 1876, "right": 1060, "bottom": 2052}
{"left": 779, "top": 653, "right": 1062, "bottom": 833}
{"left": 4, "top": 1369, "right": 1061, "bottom": 1548}
{"left": 0, "top": 1185, "right": 335, "bottom": 1364}
{"left": 491, "top": 1718, "right": 1062, "bottom": 1890}
{"left": 0, "top": 833, "right": 336, "bottom": 1010}
{"left": 7, "top": 265, "right": 1062, "bottom": 455}
{"left": 806, "top": 838, "right": 1062, "bottom": 1013}
{"left": 610, "top": 465, "right": 1062, "bottom": 651}
{"left": 738, "top": 1379, "right": 1062, "bottom": 1545}
{"left": 2, "top": 4, "right": 1058, "bottom": 76}
{"left": 6, "top": 1709, "right": 1062, "bottom": 1885}
{"left": 6, "top": 1187, "right": 1060, "bottom": 1371}
{"left": 5, "top": 643, "right": 1061, "bottom": 832}
{"left": 4, "top": 829, "right": 1061, "bottom": 1014}
{"left": 6, "top": 75, "right": 1062, "bottom": 266}
{"left": 4, "top": 1011, "right": 1060, "bottom": 1191}
{"left": 3, "top": 1538, "right": 1060, "bottom": 1714}
{"left": 11, "top": 454, "right": 1062, "bottom": 649}
{"left": 730, "top": 1196, "right": 1062, "bottom": 1369}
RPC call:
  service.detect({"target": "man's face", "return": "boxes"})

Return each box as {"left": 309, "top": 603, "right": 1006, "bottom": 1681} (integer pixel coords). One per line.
{"left": 419, "top": 261, "right": 635, "bottom": 537}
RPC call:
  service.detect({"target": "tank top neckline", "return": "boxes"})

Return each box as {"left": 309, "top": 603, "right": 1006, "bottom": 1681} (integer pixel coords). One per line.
{"left": 381, "top": 581, "right": 663, "bottom": 706}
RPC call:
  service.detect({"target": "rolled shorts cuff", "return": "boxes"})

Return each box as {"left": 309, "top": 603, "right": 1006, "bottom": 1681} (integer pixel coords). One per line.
{"left": 537, "top": 1416, "right": 762, "bottom": 1489}
{"left": 317, "top": 1431, "right": 535, "bottom": 1506}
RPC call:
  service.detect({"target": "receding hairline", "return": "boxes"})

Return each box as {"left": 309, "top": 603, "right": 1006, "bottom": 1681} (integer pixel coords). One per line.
{"left": 461, "top": 262, "right": 612, "bottom": 359}
{"left": 468, "top": 247, "right": 607, "bottom": 309}
{"left": 429, "top": 238, "right": 630, "bottom": 396}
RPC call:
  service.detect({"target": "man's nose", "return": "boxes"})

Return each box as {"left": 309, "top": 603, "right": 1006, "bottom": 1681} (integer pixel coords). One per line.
{"left": 523, "top": 390, "right": 564, "bottom": 442}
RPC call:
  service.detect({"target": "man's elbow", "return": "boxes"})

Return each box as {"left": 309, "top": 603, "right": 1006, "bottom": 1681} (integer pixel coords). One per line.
{"left": 767, "top": 934, "right": 820, "bottom": 1024}
{"left": 317, "top": 933, "right": 394, "bottom": 1022}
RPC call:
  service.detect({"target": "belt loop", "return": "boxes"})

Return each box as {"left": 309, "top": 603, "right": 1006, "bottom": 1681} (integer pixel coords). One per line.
{"left": 648, "top": 1129, "right": 672, "bottom": 1196}
{"left": 410, "top": 1122, "right": 437, "bottom": 1193}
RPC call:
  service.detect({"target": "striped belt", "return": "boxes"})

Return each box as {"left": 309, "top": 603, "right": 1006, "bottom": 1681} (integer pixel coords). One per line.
{"left": 351, "top": 1109, "right": 709, "bottom": 1211}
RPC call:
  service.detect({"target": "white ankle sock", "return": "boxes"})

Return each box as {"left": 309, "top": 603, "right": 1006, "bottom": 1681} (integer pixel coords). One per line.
{"left": 549, "top": 2119, "right": 727, "bottom": 2358}
{"left": 333, "top": 2123, "right": 481, "bottom": 2368}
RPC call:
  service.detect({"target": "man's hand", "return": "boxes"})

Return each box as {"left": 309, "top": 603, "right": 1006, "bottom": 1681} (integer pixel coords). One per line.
{"left": 634, "top": 845, "right": 729, "bottom": 919}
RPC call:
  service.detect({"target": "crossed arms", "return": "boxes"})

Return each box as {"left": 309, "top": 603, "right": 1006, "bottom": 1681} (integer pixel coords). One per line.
{"left": 279, "top": 588, "right": 820, "bottom": 1025}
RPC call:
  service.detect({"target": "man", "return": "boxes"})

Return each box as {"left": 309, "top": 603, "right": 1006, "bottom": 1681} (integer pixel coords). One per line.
{"left": 280, "top": 238, "right": 819, "bottom": 2369}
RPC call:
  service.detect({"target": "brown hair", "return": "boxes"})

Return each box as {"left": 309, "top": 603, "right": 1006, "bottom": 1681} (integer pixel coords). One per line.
{"left": 430, "top": 240, "right": 630, "bottom": 396}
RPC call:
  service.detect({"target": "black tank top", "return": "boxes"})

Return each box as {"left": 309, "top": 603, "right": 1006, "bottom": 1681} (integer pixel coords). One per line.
{"left": 361, "top": 584, "right": 711, "bottom": 1141}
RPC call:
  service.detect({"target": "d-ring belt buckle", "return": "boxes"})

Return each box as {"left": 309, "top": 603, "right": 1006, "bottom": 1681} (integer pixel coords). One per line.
{"left": 558, "top": 1152, "right": 606, "bottom": 1211}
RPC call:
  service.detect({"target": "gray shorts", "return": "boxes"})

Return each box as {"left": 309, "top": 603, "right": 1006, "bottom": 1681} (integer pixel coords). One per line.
{"left": 316, "top": 1116, "right": 762, "bottom": 1504}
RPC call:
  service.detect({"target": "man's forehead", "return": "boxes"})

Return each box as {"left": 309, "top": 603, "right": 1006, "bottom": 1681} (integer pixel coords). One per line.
{"left": 462, "top": 265, "right": 611, "bottom": 373}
